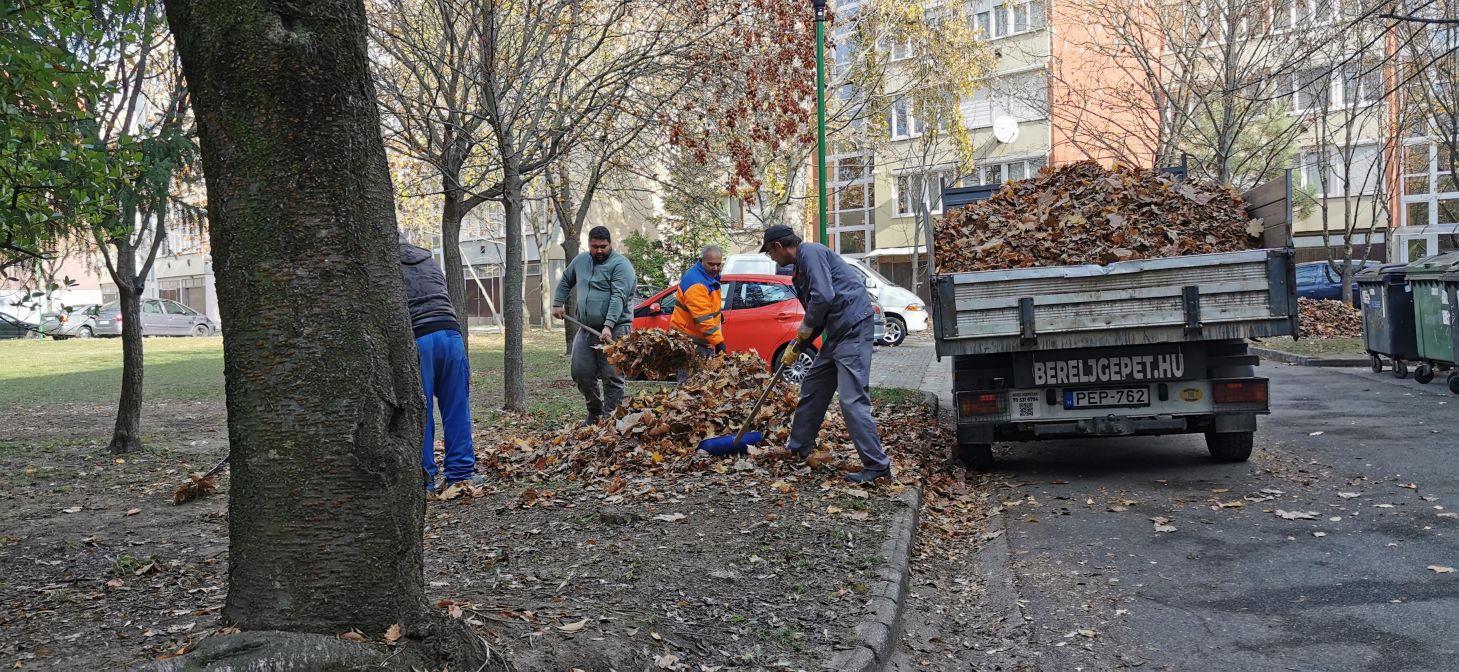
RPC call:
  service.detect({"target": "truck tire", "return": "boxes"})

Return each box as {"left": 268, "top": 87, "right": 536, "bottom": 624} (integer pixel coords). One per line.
{"left": 958, "top": 443, "right": 995, "bottom": 471}
{"left": 1206, "top": 432, "right": 1254, "bottom": 462}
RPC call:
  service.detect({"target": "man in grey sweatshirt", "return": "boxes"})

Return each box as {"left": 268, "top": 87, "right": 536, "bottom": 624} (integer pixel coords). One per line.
{"left": 399, "top": 243, "right": 476, "bottom": 490}
{"left": 551, "top": 226, "right": 637, "bottom": 424}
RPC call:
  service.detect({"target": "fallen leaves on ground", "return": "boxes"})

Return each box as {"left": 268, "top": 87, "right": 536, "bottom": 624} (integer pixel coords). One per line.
{"left": 1427, "top": 565, "right": 1456, "bottom": 574}
{"left": 1275, "top": 510, "right": 1320, "bottom": 520}
{"left": 1298, "top": 298, "right": 1363, "bottom": 338}
{"left": 602, "top": 328, "right": 700, "bottom": 380}
{"left": 934, "top": 161, "right": 1261, "bottom": 274}
{"left": 1151, "top": 517, "right": 1178, "bottom": 533}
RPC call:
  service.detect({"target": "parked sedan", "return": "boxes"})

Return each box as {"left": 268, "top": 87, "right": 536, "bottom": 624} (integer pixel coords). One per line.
{"left": 93, "top": 299, "right": 217, "bottom": 337}
{"left": 1296, "top": 260, "right": 1380, "bottom": 306}
{"left": 38, "top": 304, "right": 100, "bottom": 339}
{"left": 0, "top": 313, "right": 37, "bottom": 339}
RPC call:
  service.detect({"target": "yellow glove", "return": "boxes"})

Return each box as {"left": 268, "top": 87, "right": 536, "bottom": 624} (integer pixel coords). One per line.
{"left": 780, "top": 345, "right": 800, "bottom": 368}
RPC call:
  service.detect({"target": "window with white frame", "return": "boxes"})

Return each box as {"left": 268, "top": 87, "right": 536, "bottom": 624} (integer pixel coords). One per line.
{"left": 1272, "top": 0, "right": 1336, "bottom": 31}
{"left": 895, "top": 170, "right": 956, "bottom": 217}
{"left": 890, "top": 100, "right": 923, "bottom": 140}
{"left": 1401, "top": 139, "right": 1459, "bottom": 228}
{"left": 974, "top": 1, "right": 1042, "bottom": 40}
{"left": 1299, "top": 144, "right": 1381, "bottom": 198}
{"left": 1291, "top": 66, "right": 1383, "bottom": 112}
{"left": 973, "top": 156, "right": 1047, "bottom": 185}
{"left": 829, "top": 154, "right": 877, "bottom": 255}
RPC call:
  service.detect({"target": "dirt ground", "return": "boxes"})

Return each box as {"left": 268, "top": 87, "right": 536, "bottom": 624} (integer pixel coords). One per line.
{"left": 0, "top": 395, "right": 924, "bottom": 671}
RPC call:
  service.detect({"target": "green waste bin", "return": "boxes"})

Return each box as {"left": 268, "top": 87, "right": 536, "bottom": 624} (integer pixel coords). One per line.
{"left": 1356, "top": 263, "right": 1420, "bottom": 377}
{"left": 1444, "top": 267, "right": 1459, "bottom": 394}
{"left": 1404, "top": 251, "right": 1459, "bottom": 384}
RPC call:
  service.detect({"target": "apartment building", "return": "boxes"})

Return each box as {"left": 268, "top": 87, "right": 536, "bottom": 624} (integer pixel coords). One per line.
{"left": 814, "top": 0, "right": 1458, "bottom": 283}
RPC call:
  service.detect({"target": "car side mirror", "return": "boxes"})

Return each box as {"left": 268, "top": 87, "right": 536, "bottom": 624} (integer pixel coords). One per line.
{"left": 864, "top": 277, "right": 876, "bottom": 289}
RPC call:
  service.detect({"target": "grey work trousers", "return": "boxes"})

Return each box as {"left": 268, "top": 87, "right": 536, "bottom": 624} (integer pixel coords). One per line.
{"left": 787, "top": 317, "right": 891, "bottom": 471}
{"left": 571, "top": 324, "right": 630, "bottom": 422}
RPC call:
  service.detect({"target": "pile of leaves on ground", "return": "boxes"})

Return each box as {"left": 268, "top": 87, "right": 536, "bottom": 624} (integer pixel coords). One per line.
{"left": 1298, "top": 298, "right": 1363, "bottom": 338}
{"left": 934, "top": 161, "right": 1264, "bottom": 273}
{"left": 602, "top": 328, "right": 700, "bottom": 381}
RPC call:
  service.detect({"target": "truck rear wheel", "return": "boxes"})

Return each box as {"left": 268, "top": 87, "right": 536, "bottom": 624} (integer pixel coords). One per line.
{"left": 1205, "top": 432, "right": 1254, "bottom": 462}
{"left": 957, "top": 443, "right": 995, "bottom": 471}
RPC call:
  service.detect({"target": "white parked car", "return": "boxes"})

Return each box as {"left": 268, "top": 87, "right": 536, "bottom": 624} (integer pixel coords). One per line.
{"left": 722, "top": 253, "right": 928, "bottom": 346}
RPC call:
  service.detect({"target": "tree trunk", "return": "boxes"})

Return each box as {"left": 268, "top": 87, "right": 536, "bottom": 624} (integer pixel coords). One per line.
{"left": 440, "top": 187, "right": 469, "bottom": 350}
{"left": 561, "top": 237, "right": 580, "bottom": 355}
{"left": 108, "top": 244, "right": 144, "bottom": 455}
{"left": 502, "top": 160, "right": 527, "bottom": 412}
{"left": 163, "top": 0, "right": 487, "bottom": 666}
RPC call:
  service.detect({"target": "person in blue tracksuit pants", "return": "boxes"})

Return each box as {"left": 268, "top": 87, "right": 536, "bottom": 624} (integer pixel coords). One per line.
{"left": 399, "top": 243, "right": 477, "bottom": 491}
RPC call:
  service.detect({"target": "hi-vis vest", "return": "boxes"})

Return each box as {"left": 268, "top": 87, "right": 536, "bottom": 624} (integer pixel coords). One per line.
{"left": 670, "top": 263, "right": 723, "bottom": 347}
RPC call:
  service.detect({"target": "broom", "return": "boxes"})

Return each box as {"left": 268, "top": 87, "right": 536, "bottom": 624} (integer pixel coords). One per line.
{"left": 174, "top": 456, "right": 229, "bottom": 505}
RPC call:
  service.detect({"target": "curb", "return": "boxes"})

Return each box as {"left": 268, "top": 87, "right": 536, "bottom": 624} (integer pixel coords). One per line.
{"left": 1249, "top": 345, "right": 1369, "bottom": 368}
{"left": 824, "top": 392, "right": 935, "bottom": 672}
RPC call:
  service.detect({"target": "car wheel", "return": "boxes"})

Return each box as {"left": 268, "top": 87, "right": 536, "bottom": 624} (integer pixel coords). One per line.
{"left": 78, "top": 326, "right": 93, "bottom": 339}
{"left": 777, "top": 344, "right": 817, "bottom": 385}
{"left": 193, "top": 324, "right": 211, "bottom": 337}
{"left": 882, "top": 316, "right": 907, "bottom": 347}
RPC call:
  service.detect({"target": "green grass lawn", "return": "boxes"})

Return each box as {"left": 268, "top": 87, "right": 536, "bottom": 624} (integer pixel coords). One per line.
{"left": 1257, "top": 336, "right": 1367, "bottom": 359}
{"left": 0, "top": 331, "right": 596, "bottom": 430}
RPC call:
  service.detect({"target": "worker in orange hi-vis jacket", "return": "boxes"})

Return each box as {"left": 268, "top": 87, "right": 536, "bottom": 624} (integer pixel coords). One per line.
{"left": 670, "top": 245, "right": 726, "bottom": 383}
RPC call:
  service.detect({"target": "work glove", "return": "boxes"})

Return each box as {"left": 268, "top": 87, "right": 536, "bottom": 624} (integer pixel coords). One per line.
{"left": 780, "top": 344, "right": 800, "bottom": 369}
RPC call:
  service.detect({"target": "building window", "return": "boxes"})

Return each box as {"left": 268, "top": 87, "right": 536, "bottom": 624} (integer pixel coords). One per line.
{"left": 979, "top": 0, "right": 1042, "bottom": 39}
{"left": 974, "top": 11, "right": 989, "bottom": 37}
{"left": 829, "top": 153, "right": 877, "bottom": 255}
{"left": 993, "top": 5, "right": 1009, "bottom": 37}
{"left": 975, "top": 157, "right": 1047, "bottom": 186}
{"left": 895, "top": 170, "right": 955, "bottom": 217}
{"left": 890, "top": 100, "right": 922, "bottom": 140}
{"left": 1401, "top": 139, "right": 1459, "bottom": 227}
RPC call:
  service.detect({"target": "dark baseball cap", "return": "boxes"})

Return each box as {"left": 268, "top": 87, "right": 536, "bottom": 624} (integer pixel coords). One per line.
{"left": 758, "top": 225, "right": 796, "bottom": 253}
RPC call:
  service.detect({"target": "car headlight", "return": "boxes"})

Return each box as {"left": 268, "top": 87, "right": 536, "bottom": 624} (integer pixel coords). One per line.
{"left": 905, "top": 304, "right": 924, "bottom": 311}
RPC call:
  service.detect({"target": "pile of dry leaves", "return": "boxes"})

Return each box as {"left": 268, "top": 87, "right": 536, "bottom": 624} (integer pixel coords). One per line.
{"left": 935, "top": 161, "right": 1263, "bottom": 273}
{"left": 603, "top": 328, "right": 700, "bottom": 380}
{"left": 1298, "top": 298, "right": 1363, "bottom": 338}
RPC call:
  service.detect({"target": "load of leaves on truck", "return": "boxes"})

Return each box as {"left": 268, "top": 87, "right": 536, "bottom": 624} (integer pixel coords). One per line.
{"left": 934, "top": 161, "right": 1265, "bottom": 273}
{"left": 602, "top": 328, "right": 701, "bottom": 380}
{"left": 1298, "top": 298, "right": 1363, "bottom": 338}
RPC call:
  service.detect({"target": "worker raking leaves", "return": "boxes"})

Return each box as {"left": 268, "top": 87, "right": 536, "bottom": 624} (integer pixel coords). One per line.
{"left": 760, "top": 225, "right": 893, "bottom": 484}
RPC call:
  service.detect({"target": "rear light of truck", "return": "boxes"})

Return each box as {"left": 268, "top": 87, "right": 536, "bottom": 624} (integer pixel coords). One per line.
{"left": 957, "top": 391, "right": 1007, "bottom": 421}
{"left": 1212, "top": 380, "right": 1269, "bottom": 407}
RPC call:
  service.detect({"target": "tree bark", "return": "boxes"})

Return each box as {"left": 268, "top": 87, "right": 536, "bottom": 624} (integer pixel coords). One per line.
{"left": 108, "top": 242, "right": 144, "bottom": 455}
{"left": 561, "top": 237, "right": 580, "bottom": 355}
{"left": 502, "top": 158, "right": 526, "bottom": 411}
{"left": 440, "top": 186, "right": 468, "bottom": 350}
{"left": 163, "top": 0, "right": 487, "bottom": 666}
{"left": 550, "top": 162, "right": 580, "bottom": 353}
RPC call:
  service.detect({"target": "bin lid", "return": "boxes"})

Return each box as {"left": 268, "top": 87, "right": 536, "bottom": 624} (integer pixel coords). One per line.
{"left": 1356, "top": 263, "right": 1409, "bottom": 283}
{"left": 1402, "top": 251, "right": 1459, "bottom": 278}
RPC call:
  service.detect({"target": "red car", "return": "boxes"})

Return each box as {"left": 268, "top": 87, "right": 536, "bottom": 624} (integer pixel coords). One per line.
{"left": 633, "top": 273, "right": 820, "bottom": 382}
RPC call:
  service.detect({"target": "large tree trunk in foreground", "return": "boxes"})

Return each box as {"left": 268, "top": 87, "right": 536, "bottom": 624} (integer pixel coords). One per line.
{"left": 162, "top": 0, "right": 488, "bottom": 667}
{"left": 107, "top": 251, "right": 145, "bottom": 455}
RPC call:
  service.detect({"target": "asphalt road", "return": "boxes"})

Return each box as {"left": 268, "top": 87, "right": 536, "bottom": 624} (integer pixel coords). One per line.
{"left": 893, "top": 363, "right": 1459, "bottom": 672}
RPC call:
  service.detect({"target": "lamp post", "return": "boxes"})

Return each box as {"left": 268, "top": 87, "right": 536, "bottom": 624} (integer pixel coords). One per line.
{"left": 813, "top": 0, "right": 829, "bottom": 247}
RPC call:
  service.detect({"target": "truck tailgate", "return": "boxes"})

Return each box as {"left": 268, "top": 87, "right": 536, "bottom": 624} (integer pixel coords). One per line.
{"left": 933, "top": 249, "right": 1297, "bottom": 356}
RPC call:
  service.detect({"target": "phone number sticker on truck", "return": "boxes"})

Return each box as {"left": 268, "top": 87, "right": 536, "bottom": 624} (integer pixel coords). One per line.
{"left": 1063, "top": 387, "right": 1151, "bottom": 409}
{"left": 1011, "top": 391, "right": 1042, "bottom": 419}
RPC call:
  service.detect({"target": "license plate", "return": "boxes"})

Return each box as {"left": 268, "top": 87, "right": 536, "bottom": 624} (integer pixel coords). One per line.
{"left": 1064, "top": 387, "right": 1150, "bottom": 409}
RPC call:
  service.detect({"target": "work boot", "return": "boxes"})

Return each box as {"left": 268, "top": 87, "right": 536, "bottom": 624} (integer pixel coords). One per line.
{"left": 438, "top": 473, "right": 487, "bottom": 493}
{"left": 844, "top": 468, "right": 892, "bottom": 484}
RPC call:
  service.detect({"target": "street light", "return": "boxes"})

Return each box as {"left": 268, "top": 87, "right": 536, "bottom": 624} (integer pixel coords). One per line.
{"left": 813, "top": 0, "right": 829, "bottom": 247}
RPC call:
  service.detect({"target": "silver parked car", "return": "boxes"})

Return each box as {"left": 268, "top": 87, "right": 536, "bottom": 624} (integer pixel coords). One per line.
{"left": 38, "top": 304, "right": 100, "bottom": 339}
{"left": 93, "top": 299, "right": 217, "bottom": 337}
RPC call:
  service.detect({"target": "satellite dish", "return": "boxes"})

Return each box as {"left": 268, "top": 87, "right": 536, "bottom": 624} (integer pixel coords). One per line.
{"left": 993, "top": 116, "right": 1019, "bottom": 144}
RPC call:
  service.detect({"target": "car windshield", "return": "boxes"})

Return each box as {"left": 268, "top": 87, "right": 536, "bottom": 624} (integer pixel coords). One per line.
{"left": 99, "top": 301, "right": 120, "bottom": 313}
{"left": 857, "top": 262, "right": 895, "bottom": 286}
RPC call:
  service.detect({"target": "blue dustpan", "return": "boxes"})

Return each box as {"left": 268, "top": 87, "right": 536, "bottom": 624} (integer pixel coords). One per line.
{"left": 697, "top": 431, "right": 764, "bottom": 456}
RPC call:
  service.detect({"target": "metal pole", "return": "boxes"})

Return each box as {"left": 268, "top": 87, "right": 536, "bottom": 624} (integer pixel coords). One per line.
{"left": 814, "top": 0, "right": 829, "bottom": 247}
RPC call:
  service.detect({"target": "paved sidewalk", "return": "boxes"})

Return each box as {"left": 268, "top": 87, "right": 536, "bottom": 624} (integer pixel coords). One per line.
{"left": 869, "top": 339, "right": 936, "bottom": 390}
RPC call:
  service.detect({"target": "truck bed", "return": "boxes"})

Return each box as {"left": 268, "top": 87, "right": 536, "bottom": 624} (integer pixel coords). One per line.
{"left": 932, "top": 248, "right": 1298, "bottom": 357}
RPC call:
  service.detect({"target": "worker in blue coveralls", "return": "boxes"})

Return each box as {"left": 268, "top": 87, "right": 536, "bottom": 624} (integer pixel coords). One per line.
{"left": 399, "top": 242, "right": 478, "bottom": 492}
{"left": 760, "top": 225, "right": 893, "bottom": 484}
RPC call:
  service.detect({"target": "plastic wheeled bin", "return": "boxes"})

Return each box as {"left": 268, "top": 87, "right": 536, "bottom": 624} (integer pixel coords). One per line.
{"left": 1357, "top": 263, "right": 1420, "bottom": 378}
{"left": 1403, "top": 252, "right": 1459, "bottom": 385}
{"left": 1444, "top": 267, "right": 1459, "bottom": 394}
